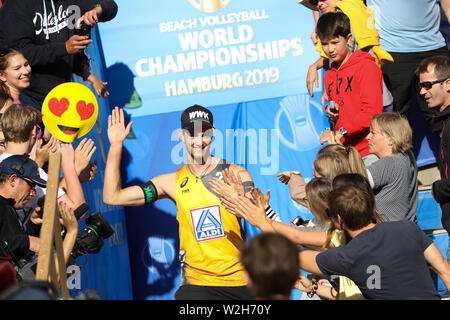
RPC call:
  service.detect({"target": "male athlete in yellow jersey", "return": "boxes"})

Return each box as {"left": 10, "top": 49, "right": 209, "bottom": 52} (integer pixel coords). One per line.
{"left": 103, "top": 105, "right": 254, "bottom": 299}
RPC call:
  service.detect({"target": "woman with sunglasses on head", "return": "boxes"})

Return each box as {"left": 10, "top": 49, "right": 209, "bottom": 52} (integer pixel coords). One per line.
{"left": 0, "top": 48, "right": 31, "bottom": 104}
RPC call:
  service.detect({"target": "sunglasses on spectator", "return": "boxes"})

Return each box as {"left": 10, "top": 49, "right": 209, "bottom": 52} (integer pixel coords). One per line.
{"left": 416, "top": 78, "right": 448, "bottom": 90}
{"left": 20, "top": 177, "right": 36, "bottom": 189}
{"left": 36, "top": 124, "right": 43, "bottom": 140}
{"left": 310, "top": 0, "right": 327, "bottom": 5}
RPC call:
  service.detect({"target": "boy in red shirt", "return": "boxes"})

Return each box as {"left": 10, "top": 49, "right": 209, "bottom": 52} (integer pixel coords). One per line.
{"left": 318, "top": 12, "right": 383, "bottom": 165}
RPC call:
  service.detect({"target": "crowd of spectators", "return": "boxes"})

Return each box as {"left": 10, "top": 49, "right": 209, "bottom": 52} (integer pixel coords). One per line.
{"left": 1, "top": 0, "right": 450, "bottom": 301}
{"left": 214, "top": 1, "right": 450, "bottom": 300}
{"left": 0, "top": 0, "right": 115, "bottom": 298}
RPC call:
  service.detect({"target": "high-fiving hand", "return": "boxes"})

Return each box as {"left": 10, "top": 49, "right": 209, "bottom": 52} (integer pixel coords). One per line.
{"left": 107, "top": 107, "right": 133, "bottom": 145}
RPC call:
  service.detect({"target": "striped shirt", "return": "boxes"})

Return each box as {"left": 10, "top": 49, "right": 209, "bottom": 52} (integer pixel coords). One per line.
{"left": 366, "top": 151, "right": 418, "bottom": 222}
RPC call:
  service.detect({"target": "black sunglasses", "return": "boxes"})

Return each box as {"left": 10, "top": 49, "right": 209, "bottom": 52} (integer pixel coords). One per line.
{"left": 20, "top": 176, "right": 36, "bottom": 189}
{"left": 416, "top": 78, "right": 448, "bottom": 91}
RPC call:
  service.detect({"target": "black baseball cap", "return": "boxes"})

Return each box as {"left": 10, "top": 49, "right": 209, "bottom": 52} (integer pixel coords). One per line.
{"left": 0, "top": 154, "right": 47, "bottom": 187}
{"left": 298, "top": 0, "right": 319, "bottom": 11}
{"left": 181, "top": 104, "right": 214, "bottom": 130}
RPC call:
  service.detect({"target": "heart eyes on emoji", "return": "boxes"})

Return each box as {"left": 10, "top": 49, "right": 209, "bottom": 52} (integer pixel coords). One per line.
{"left": 48, "top": 97, "right": 69, "bottom": 117}
{"left": 76, "top": 100, "right": 95, "bottom": 120}
{"left": 48, "top": 97, "right": 95, "bottom": 120}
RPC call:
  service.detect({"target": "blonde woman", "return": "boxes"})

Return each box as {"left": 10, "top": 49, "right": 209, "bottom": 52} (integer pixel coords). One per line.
{"left": 313, "top": 144, "right": 367, "bottom": 179}
{"left": 366, "top": 112, "right": 418, "bottom": 222}
{"left": 278, "top": 143, "right": 366, "bottom": 208}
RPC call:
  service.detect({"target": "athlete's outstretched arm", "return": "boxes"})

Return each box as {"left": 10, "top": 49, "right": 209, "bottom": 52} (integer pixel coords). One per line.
{"left": 103, "top": 107, "right": 175, "bottom": 206}
{"left": 103, "top": 107, "right": 142, "bottom": 206}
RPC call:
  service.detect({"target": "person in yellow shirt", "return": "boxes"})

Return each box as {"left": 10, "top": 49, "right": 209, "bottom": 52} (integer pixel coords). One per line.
{"left": 103, "top": 105, "right": 255, "bottom": 300}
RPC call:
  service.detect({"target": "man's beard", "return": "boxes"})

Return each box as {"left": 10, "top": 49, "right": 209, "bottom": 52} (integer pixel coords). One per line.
{"left": 188, "top": 145, "right": 211, "bottom": 164}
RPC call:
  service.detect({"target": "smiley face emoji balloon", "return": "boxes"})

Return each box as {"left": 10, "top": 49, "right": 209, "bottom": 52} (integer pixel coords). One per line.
{"left": 42, "top": 82, "right": 98, "bottom": 143}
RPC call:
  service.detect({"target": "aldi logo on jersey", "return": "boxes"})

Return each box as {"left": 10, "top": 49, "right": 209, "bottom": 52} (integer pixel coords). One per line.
{"left": 190, "top": 205, "right": 225, "bottom": 242}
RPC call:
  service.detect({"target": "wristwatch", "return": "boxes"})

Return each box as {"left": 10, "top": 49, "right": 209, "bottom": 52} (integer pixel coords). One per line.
{"left": 338, "top": 127, "right": 348, "bottom": 137}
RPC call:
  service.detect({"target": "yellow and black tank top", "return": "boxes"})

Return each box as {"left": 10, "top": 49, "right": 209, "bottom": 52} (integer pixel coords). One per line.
{"left": 175, "top": 160, "right": 246, "bottom": 286}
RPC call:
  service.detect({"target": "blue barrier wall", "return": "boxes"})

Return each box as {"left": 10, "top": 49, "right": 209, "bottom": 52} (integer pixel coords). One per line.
{"left": 68, "top": 27, "right": 133, "bottom": 300}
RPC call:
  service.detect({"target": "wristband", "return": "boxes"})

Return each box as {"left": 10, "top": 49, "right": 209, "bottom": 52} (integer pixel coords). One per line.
{"left": 307, "top": 278, "right": 318, "bottom": 298}
{"left": 265, "top": 205, "right": 281, "bottom": 222}
{"left": 139, "top": 180, "right": 158, "bottom": 205}
{"left": 242, "top": 181, "right": 255, "bottom": 193}
{"left": 338, "top": 127, "right": 348, "bottom": 137}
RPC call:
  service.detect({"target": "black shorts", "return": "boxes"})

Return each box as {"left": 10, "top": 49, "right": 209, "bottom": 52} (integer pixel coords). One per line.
{"left": 175, "top": 284, "right": 253, "bottom": 300}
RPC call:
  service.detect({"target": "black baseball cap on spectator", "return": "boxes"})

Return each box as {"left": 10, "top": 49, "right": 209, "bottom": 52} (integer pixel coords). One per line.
{"left": 181, "top": 104, "right": 214, "bottom": 130}
{"left": 0, "top": 154, "right": 46, "bottom": 187}
{"left": 298, "top": 0, "right": 319, "bottom": 11}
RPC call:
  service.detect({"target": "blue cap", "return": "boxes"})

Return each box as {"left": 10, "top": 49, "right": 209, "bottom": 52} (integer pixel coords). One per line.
{"left": 0, "top": 154, "right": 47, "bottom": 188}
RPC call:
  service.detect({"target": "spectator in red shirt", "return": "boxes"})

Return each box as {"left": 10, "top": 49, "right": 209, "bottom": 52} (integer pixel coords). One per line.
{"left": 317, "top": 12, "right": 383, "bottom": 166}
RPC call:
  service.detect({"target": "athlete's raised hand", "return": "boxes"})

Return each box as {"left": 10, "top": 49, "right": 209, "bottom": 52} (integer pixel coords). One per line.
{"left": 107, "top": 107, "right": 133, "bottom": 145}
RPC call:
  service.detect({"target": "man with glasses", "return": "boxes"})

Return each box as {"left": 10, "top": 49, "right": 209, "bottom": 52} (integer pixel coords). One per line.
{"left": 0, "top": 103, "right": 85, "bottom": 238}
{"left": 363, "top": 0, "right": 450, "bottom": 132}
{"left": 0, "top": 154, "right": 46, "bottom": 262}
{"left": 416, "top": 55, "right": 450, "bottom": 265}
{"left": 0, "top": 152, "right": 79, "bottom": 274}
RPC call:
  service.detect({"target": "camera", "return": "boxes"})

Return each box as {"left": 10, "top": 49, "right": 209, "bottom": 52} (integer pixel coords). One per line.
{"left": 71, "top": 211, "right": 115, "bottom": 259}
{"left": 37, "top": 198, "right": 114, "bottom": 258}
{"left": 9, "top": 199, "right": 115, "bottom": 280}
{"left": 13, "top": 211, "right": 114, "bottom": 279}
{"left": 328, "top": 101, "right": 338, "bottom": 131}
{"left": 328, "top": 101, "right": 338, "bottom": 114}
{"left": 74, "top": 21, "right": 91, "bottom": 39}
